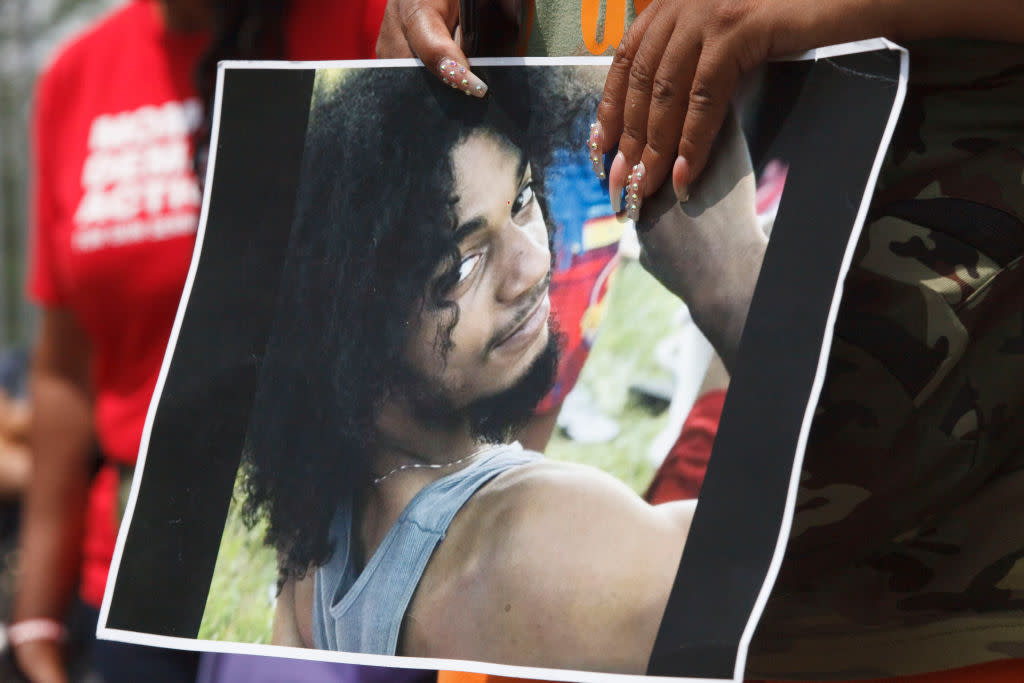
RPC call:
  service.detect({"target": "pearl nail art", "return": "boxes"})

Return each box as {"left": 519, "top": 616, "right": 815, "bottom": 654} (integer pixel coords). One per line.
{"left": 587, "top": 122, "right": 606, "bottom": 180}
{"left": 437, "top": 58, "right": 488, "bottom": 98}
{"left": 625, "top": 162, "right": 645, "bottom": 222}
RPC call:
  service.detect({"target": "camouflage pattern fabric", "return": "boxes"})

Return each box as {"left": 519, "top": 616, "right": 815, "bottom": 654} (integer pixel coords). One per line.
{"left": 519, "top": 7, "right": 1023, "bottom": 676}
{"left": 748, "top": 39, "right": 1024, "bottom": 679}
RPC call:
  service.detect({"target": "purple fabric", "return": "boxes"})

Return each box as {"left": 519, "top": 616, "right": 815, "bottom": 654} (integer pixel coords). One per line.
{"left": 196, "top": 653, "right": 435, "bottom": 683}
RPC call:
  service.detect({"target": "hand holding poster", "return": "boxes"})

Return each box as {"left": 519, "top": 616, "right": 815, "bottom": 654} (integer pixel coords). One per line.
{"left": 97, "top": 43, "right": 1024, "bottom": 681}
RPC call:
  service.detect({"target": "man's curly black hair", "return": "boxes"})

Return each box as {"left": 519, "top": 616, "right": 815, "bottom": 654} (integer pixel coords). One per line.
{"left": 240, "top": 65, "right": 598, "bottom": 583}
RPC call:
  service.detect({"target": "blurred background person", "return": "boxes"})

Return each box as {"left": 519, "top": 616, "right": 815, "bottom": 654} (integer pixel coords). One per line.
{"left": 7, "top": 1, "right": 443, "bottom": 682}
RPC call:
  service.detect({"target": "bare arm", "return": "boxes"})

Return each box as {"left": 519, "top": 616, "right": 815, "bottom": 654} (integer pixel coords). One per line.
{"left": 12, "top": 310, "right": 94, "bottom": 683}
{"left": 635, "top": 113, "right": 764, "bottom": 373}
{"left": 406, "top": 462, "right": 695, "bottom": 673}
{"left": 272, "top": 578, "right": 304, "bottom": 647}
{"left": 272, "top": 573, "right": 315, "bottom": 648}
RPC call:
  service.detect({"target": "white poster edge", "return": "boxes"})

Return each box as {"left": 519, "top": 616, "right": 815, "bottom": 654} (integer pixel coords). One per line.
{"left": 97, "top": 41, "right": 910, "bottom": 683}
{"left": 731, "top": 41, "right": 909, "bottom": 681}
{"left": 99, "top": 628, "right": 728, "bottom": 683}
{"left": 96, "top": 64, "right": 229, "bottom": 637}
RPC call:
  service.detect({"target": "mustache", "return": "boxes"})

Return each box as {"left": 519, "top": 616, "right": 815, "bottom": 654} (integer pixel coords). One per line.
{"left": 487, "top": 274, "right": 552, "bottom": 352}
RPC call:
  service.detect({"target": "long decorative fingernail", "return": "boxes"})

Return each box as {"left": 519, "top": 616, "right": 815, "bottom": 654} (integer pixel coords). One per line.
{"left": 438, "top": 58, "right": 488, "bottom": 97}
{"left": 625, "top": 162, "right": 646, "bottom": 221}
{"left": 609, "top": 151, "right": 627, "bottom": 214}
{"left": 587, "top": 122, "right": 606, "bottom": 180}
{"left": 672, "top": 156, "right": 690, "bottom": 202}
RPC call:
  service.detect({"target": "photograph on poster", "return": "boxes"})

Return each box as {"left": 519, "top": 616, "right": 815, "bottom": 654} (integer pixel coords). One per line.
{"left": 216, "top": 64, "right": 701, "bottom": 670}
{"left": 99, "top": 46, "right": 913, "bottom": 683}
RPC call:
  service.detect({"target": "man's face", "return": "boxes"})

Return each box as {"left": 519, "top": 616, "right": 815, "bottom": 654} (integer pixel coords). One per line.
{"left": 403, "top": 130, "right": 553, "bottom": 413}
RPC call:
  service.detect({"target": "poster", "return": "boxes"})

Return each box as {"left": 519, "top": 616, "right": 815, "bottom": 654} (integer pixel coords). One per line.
{"left": 99, "top": 42, "right": 908, "bottom": 682}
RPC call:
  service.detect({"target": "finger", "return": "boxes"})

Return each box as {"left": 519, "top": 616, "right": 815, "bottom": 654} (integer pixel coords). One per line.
{"left": 623, "top": 160, "right": 647, "bottom": 221}
{"left": 675, "top": 43, "right": 740, "bottom": 196}
{"left": 402, "top": 1, "right": 488, "bottom": 97}
{"left": 638, "top": 25, "right": 700, "bottom": 205}
{"left": 376, "top": 1, "right": 417, "bottom": 58}
{"left": 595, "top": 2, "right": 660, "bottom": 155}
{"left": 603, "top": 9, "right": 675, "bottom": 213}
{"left": 616, "top": 14, "right": 676, "bottom": 163}
{"left": 586, "top": 123, "right": 606, "bottom": 180}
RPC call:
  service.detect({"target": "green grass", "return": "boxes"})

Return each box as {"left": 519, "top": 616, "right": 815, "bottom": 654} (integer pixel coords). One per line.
{"left": 199, "top": 258, "right": 683, "bottom": 643}
{"left": 198, "top": 491, "right": 278, "bottom": 642}
{"left": 545, "top": 259, "right": 683, "bottom": 494}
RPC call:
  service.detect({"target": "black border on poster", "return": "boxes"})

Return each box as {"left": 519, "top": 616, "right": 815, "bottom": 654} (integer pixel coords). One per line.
{"left": 97, "top": 46, "right": 907, "bottom": 683}
{"left": 102, "top": 67, "right": 317, "bottom": 636}
{"left": 648, "top": 47, "right": 905, "bottom": 680}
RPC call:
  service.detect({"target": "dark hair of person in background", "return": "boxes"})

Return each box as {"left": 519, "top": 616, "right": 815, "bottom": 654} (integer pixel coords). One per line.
{"left": 193, "top": 0, "right": 291, "bottom": 180}
{"left": 240, "top": 66, "right": 596, "bottom": 585}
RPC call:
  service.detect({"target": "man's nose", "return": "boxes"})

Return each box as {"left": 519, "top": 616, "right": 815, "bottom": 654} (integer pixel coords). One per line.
{"left": 495, "top": 219, "right": 550, "bottom": 304}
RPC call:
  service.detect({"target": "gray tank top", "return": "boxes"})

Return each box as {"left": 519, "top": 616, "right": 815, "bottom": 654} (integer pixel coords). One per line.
{"left": 311, "top": 442, "right": 539, "bottom": 654}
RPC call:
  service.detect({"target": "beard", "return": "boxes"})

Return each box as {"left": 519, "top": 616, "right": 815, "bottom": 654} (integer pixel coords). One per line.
{"left": 399, "top": 322, "right": 562, "bottom": 444}
{"left": 466, "top": 329, "right": 561, "bottom": 442}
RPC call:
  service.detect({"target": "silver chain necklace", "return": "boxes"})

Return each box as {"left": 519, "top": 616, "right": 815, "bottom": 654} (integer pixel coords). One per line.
{"left": 372, "top": 442, "right": 495, "bottom": 486}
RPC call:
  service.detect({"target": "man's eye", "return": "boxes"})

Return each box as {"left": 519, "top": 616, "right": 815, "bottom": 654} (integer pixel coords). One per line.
{"left": 457, "top": 253, "right": 481, "bottom": 284}
{"left": 511, "top": 182, "right": 535, "bottom": 214}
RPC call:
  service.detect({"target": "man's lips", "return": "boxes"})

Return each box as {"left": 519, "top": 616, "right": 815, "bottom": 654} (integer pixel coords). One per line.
{"left": 493, "top": 288, "right": 550, "bottom": 350}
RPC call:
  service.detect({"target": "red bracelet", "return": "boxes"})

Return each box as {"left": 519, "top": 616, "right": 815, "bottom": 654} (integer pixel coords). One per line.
{"left": 6, "top": 618, "right": 67, "bottom": 647}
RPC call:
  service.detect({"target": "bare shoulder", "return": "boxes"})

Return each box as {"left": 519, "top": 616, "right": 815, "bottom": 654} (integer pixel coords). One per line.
{"left": 478, "top": 461, "right": 695, "bottom": 599}
{"left": 492, "top": 459, "right": 695, "bottom": 524}
{"left": 405, "top": 460, "right": 695, "bottom": 673}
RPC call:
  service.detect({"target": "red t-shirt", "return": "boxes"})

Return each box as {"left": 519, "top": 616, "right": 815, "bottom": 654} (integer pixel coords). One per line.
{"left": 28, "top": 0, "right": 386, "bottom": 607}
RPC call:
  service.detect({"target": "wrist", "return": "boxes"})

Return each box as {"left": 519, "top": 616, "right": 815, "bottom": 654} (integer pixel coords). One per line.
{"left": 10, "top": 636, "right": 67, "bottom": 683}
{"left": 686, "top": 230, "right": 766, "bottom": 372}
{"left": 769, "top": 0, "right": 914, "bottom": 62}
{"left": 815, "top": 0, "right": 1013, "bottom": 45}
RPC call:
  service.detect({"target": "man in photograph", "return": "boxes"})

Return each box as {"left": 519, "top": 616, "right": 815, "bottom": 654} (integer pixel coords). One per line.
{"left": 245, "top": 66, "right": 764, "bottom": 672}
